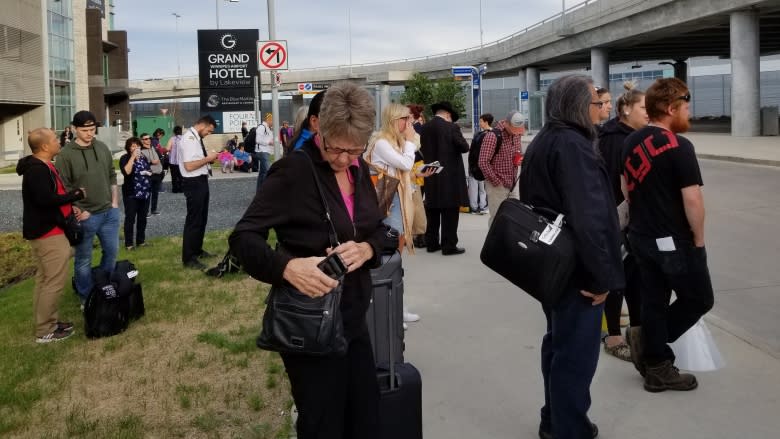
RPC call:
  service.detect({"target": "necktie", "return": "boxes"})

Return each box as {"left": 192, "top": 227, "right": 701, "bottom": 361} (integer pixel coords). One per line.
{"left": 199, "top": 137, "right": 212, "bottom": 176}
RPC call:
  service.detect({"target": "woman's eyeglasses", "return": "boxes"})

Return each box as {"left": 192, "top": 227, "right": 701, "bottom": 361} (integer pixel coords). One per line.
{"left": 323, "top": 141, "right": 366, "bottom": 157}
{"left": 591, "top": 101, "right": 605, "bottom": 109}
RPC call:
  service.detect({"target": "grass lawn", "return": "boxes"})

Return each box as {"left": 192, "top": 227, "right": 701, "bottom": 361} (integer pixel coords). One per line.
{"left": 0, "top": 165, "right": 16, "bottom": 174}
{"left": 0, "top": 230, "right": 293, "bottom": 438}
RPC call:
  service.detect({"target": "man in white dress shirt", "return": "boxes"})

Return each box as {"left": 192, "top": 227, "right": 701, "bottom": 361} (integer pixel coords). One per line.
{"left": 178, "top": 115, "right": 219, "bottom": 269}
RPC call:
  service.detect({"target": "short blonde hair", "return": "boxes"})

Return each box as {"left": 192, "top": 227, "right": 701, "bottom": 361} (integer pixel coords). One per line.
{"left": 318, "top": 81, "right": 375, "bottom": 146}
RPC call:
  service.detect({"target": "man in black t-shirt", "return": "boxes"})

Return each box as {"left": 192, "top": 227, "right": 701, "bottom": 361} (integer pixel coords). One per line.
{"left": 621, "top": 78, "right": 714, "bottom": 393}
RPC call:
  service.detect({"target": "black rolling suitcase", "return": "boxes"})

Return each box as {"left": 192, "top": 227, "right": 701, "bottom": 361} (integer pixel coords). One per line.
{"left": 367, "top": 251, "right": 405, "bottom": 366}
{"left": 374, "top": 260, "right": 423, "bottom": 439}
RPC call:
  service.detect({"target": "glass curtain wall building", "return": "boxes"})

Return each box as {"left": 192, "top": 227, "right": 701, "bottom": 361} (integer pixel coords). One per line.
{"left": 47, "top": 0, "right": 76, "bottom": 131}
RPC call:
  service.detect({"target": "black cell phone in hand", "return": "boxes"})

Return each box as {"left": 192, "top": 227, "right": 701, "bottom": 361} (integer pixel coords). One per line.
{"left": 317, "top": 253, "right": 348, "bottom": 280}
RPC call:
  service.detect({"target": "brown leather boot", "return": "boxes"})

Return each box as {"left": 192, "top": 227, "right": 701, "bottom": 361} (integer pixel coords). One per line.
{"left": 644, "top": 360, "right": 698, "bottom": 393}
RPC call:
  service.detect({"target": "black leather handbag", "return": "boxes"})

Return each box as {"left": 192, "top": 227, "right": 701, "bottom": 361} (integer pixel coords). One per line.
{"left": 256, "top": 151, "right": 348, "bottom": 356}
{"left": 480, "top": 198, "right": 577, "bottom": 305}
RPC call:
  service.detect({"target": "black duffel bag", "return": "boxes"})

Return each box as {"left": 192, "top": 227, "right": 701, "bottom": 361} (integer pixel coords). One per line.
{"left": 480, "top": 199, "right": 577, "bottom": 305}
{"left": 84, "top": 260, "right": 145, "bottom": 338}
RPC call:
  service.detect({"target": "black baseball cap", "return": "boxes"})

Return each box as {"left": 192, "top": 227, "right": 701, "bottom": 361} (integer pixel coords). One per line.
{"left": 72, "top": 111, "right": 97, "bottom": 128}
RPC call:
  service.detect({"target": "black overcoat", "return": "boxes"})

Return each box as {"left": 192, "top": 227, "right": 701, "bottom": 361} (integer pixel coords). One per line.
{"left": 419, "top": 116, "right": 470, "bottom": 208}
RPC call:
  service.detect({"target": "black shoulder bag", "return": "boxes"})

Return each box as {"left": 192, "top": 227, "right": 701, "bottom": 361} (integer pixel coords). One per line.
{"left": 479, "top": 159, "right": 577, "bottom": 306}
{"left": 256, "top": 151, "right": 348, "bottom": 356}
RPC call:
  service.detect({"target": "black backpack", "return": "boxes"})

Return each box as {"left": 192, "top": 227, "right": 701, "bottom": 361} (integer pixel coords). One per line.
{"left": 243, "top": 127, "right": 257, "bottom": 153}
{"left": 468, "top": 128, "right": 502, "bottom": 181}
{"left": 84, "top": 260, "right": 145, "bottom": 338}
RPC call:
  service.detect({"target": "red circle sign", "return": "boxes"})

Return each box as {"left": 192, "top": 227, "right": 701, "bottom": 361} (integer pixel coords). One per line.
{"left": 259, "top": 42, "right": 287, "bottom": 69}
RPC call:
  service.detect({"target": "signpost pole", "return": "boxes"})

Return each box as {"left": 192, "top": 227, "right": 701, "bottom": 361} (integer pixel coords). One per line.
{"left": 254, "top": 75, "right": 260, "bottom": 127}
{"left": 267, "top": 0, "right": 281, "bottom": 159}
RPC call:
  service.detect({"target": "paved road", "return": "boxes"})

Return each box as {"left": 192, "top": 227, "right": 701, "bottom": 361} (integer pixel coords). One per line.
{"left": 0, "top": 173, "right": 257, "bottom": 240}
{"left": 695, "top": 159, "right": 780, "bottom": 357}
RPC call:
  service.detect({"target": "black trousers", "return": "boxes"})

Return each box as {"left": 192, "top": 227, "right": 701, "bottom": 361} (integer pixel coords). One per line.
{"left": 150, "top": 173, "right": 164, "bottom": 212}
{"left": 627, "top": 233, "right": 714, "bottom": 366}
{"left": 424, "top": 206, "right": 460, "bottom": 249}
{"left": 169, "top": 165, "right": 183, "bottom": 193}
{"left": 604, "top": 253, "right": 642, "bottom": 336}
{"left": 122, "top": 195, "right": 150, "bottom": 247}
{"left": 181, "top": 175, "right": 209, "bottom": 264}
{"left": 281, "top": 333, "right": 379, "bottom": 439}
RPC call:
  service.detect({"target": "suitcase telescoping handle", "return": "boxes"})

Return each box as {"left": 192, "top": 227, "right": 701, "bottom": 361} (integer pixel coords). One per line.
{"left": 374, "top": 278, "right": 398, "bottom": 390}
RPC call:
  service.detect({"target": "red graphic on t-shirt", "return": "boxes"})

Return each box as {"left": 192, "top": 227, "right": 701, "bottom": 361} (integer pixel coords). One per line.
{"left": 623, "top": 130, "right": 680, "bottom": 196}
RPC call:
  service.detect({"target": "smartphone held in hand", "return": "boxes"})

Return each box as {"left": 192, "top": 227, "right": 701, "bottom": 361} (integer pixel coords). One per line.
{"left": 317, "top": 253, "right": 348, "bottom": 280}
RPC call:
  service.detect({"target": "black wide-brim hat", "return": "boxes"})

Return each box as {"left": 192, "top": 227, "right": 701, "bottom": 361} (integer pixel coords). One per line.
{"left": 431, "top": 101, "right": 459, "bottom": 123}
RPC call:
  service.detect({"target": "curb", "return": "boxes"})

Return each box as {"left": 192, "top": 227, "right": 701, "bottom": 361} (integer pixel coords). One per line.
{"left": 704, "top": 313, "right": 780, "bottom": 360}
{"left": 697, "top": 154, "right": 780, "bottom": 168}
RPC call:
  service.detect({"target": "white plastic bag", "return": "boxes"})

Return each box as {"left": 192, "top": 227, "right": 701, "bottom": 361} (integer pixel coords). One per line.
{"left": 669, "top": 319, "right": 725, "bottom": 372}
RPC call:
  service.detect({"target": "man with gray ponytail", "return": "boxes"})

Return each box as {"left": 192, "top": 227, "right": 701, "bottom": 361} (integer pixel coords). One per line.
{"left": 520, "top": 74, "right": 624, "bottom": 439}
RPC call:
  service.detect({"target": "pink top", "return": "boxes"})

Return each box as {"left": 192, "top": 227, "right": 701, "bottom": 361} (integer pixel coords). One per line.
{"left": 339, "top": 159, "right": 360, "bottom": 221}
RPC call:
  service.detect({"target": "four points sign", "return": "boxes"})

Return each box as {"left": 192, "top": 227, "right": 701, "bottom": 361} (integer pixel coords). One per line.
{"left": 257, "top": 40, "right": 288, "bottom": 71}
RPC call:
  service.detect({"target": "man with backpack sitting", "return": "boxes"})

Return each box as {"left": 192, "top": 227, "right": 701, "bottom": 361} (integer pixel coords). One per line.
{"left": 467, "top": 114, "right": 494, "bottom": 215}
{"left": 477, "top": 110, "right": 525, "bottom": 225}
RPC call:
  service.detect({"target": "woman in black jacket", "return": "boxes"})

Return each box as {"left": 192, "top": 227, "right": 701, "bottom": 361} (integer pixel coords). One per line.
{"left": 230, "top": 82, "right": 387, "bottom": 439}
{"left": 520, "top": 75, "right": 625, "bottom": 439}
{"left": 598, "top": 82, "right": 649, "bottom": 362}
{"left": 17, "top": 128, "right": 85, "bottom": 343}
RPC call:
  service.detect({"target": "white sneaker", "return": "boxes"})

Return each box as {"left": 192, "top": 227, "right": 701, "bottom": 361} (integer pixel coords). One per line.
{"left": 403, "top": 310, "right": 420, "bottom": 323}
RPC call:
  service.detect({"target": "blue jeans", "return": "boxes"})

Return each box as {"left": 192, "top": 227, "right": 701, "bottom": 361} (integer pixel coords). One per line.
{"left": 540, "top": 288, "right": 603, "bottom": 439}
{"left": 382, "top": 191, "right": 404, "bottom": 233}
{"left": 256, "top": 152, "right": 271, "bottom": 190}
{"left": 73, "top": 207, "right": 120, "bottom": 302}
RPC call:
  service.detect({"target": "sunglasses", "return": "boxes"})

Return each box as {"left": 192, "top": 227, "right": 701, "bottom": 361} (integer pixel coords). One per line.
{"left": 141, "top": 137, "right": 151, "bottom": 140}
{"left": 677, "top": 93, "right": 692, "bottom": 102}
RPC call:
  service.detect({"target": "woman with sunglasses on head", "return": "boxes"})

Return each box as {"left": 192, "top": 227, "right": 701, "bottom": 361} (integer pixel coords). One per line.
{"left": 597, "top": 81, "right": 650, "bottom": 362}
{"left": 230, "top": 82, "right": 390, "bottom": 439}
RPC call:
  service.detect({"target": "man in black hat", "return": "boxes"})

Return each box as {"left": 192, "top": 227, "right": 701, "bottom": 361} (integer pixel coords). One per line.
{"left": 419, "top": 101, "right": 470, "bottom": 255}
{"left": 55, "top": 110, "right": 120, "bottom": 305}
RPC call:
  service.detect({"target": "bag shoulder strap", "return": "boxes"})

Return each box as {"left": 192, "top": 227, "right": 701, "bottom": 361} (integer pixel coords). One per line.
{"left": 297, "top": 150, "right": 340, "bottom": 248}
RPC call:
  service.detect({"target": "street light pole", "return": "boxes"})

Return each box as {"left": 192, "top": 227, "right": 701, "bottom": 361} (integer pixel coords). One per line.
{"left": 479, "top": 0, "right": 483, "bottom": 47}
{"left": 267, "top": 0, "right": 281, "bottom": 159}
{"left": 172, "top": 13, "right": 181, "bottom": 83}
{"left": 216, "top": 0, "right": 240, "bottom": 29}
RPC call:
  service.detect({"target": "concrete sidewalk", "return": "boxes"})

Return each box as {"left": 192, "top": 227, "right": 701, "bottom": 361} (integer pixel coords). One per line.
{"left": 403, "top": 213, "right": 780, "bottom": 439}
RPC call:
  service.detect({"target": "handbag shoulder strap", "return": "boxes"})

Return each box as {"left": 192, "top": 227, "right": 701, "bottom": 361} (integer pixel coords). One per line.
{"left": 297, "top": 150, "right": 340, "bottom": 248}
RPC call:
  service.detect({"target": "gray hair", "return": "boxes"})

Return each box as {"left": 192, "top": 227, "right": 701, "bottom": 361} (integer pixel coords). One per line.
{"left": 319, "top": 81, "right": 376, "bottom": 146}
{"left": 544, "top": 74, "right": 597, "bottom": 139}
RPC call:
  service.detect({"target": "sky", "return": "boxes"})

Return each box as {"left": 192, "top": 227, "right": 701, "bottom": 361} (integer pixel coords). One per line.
{"left": 115, "top": 0, "right": 575, "bottom": 80}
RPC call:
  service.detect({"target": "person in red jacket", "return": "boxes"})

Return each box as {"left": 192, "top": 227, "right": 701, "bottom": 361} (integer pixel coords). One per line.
{"left": 17, "top": 128, "right": 86, "bottom": 343}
